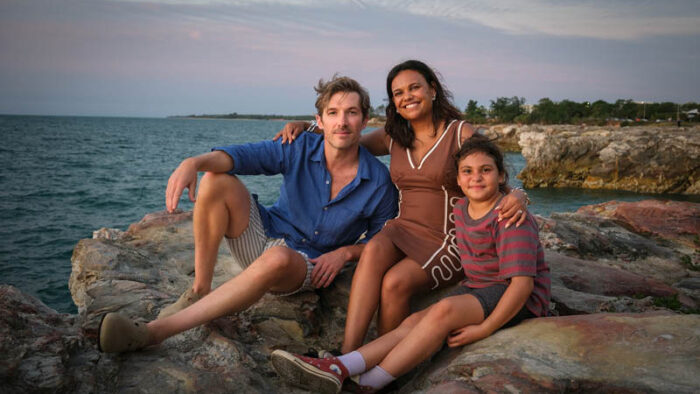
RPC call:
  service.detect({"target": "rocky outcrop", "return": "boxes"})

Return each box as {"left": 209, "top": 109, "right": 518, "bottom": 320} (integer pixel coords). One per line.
{"left": 402, "top": 312, "right": 700, "bottom": 393}
{"left": 516, "top": 125, "right": 700, "bottom": 194}
{"left": 2, "top": 201, "right": 700, "bottom": 393}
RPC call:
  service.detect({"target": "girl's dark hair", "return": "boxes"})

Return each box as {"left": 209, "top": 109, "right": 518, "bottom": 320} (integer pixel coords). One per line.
{"left": 454, "top": 134, "right": 509, "bottom": 193}
{"left": 385, "top": 60, "right": 463, "bottom": 149}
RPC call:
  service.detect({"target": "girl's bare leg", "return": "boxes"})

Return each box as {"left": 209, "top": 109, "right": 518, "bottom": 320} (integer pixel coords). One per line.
{"left": 377, "top": 259, "right": 430, "bottom": 335}
{"left": 342, "top": 233, "right": 404, "bottom": 353}
{"left": 356, "top": 294, "right": 484, "bottom": 377}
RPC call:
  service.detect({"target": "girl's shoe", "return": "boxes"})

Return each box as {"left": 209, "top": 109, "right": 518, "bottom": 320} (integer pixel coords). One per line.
{"left": 98, "top": 313, "right": 152, "bottom": 353}
{"left": 271, "top": 349, "right": 349, "bottom": 394}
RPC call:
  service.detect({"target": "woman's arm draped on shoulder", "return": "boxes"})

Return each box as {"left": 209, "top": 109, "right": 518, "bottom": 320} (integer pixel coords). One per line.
{"left": 360, "top": 127, "right": 390, "bottom": 156}
{"left": 273, "top": 121, "right": 314, "bottom": 143}
{"left": 459, "top": 122, "right": 476, "bottom": 144}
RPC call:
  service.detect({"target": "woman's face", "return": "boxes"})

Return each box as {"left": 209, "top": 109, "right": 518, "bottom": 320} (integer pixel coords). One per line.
{"left": 390, "top": 69, "right": 436, "bottom": 122}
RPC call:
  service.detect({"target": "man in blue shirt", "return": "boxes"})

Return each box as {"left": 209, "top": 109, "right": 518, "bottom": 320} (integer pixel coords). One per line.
{"left": 98, "top": 76, "right": 397, "bottom": 353}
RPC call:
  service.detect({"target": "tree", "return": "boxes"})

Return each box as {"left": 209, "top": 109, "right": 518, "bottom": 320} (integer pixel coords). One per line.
{"left": 529, "top": 98, "right": 561, "bottom": 124}
{"left": 489, "top": 96, "right": 526, "bottom": 122}
{"left": 464, "top": 99, "right": 487, "bottom": 123}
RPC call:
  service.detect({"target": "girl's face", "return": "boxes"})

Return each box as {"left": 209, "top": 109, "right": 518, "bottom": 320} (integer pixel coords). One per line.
{"left": 456, "top": 151, "right": 504, "bottom": 203}
{"left": 390, "top": 70, "right": 436, "bottom": 122}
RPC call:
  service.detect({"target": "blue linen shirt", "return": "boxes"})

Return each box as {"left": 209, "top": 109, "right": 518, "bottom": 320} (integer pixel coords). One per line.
{"left": 213, "top": 133, "right": 397, "bottom": 259}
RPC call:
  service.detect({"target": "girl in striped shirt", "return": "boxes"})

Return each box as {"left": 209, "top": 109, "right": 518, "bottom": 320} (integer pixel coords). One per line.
{"left": 271, "top": 134, "right": 550, "bottom": 394}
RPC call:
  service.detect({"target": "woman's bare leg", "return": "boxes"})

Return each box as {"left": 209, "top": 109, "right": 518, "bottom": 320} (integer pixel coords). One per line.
{"left": 377, "top": 259, "right": 430, "bottom": 335}
{"left": 342, "top": 233, "right": 403, "bottom": 353}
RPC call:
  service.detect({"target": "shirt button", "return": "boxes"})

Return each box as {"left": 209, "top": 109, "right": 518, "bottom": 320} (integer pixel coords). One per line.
{"left": 302, "top": 238, "right": 306, "bottom": 243}
{"left": 314, "top": 231, "right": 319, "bottom": 235}
{"left": 325, "top": 180, "right": 329, "bottom": 185}
{"left": 323, "top": 207, "right": 328, "bottom": 211}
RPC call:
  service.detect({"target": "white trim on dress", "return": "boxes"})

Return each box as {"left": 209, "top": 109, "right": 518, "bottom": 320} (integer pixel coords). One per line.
{"left": 406, "top": 119, "right": 458, "bottom": 170}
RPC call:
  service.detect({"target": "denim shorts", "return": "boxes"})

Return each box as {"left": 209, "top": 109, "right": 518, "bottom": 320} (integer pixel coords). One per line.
{"left": 449, "top": 284, "right": 535, "bottom": 328}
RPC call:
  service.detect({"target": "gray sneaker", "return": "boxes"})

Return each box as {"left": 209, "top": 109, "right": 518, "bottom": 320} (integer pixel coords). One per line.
{"left": 157, "top": 287, "right": 202, "bottom": 319}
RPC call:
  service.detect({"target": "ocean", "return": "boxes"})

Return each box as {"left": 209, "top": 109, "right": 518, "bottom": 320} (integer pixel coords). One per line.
{"left": 1, "top": 115, "right": 697, "bottom": 314}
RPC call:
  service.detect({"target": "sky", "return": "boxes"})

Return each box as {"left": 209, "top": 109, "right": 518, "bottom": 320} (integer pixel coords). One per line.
{"left": 0, "top": 0, "right": 698, "bottom": 117}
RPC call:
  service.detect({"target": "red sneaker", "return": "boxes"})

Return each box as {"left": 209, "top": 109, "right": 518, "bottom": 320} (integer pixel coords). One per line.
{"left": 271, "top": 350, "right": 349, "bottom": 394}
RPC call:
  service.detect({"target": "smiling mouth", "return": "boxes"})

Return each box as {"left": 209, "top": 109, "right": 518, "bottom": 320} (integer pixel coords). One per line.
{"left": 403, "top": 102, "right": 419, "bottom": 109}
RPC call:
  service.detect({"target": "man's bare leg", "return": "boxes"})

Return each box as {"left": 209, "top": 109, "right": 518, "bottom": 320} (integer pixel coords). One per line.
{"left": 191, "top": 172, "right": 251, "bottom": 296}
{"left": 149, "top": 245, "right": 308, "bottom": 343}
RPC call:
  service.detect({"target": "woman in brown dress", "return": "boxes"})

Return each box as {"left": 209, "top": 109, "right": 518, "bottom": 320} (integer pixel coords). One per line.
{"left": 277, "top": 60, "right": 528, "bottom": 353}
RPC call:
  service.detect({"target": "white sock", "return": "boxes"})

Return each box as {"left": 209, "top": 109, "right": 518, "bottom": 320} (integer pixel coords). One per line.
{"left": 358, "top": 365, "right": 395, "bottom": 390}
{"left": 337, "top": 351, "right": 366, "bottom": 376}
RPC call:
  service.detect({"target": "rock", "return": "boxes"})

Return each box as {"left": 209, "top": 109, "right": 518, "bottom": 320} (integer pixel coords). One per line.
{"left": 3, "top": 200, "right": 700, "bottom": 392}
{"left": 517, "top": 125, "right": 700, "bottom": 194}
{"left": 576, "top": 199, "right": 700, "bottom": 251}
{"left": 402, "top": 313, "right": 700, "bottom": 393}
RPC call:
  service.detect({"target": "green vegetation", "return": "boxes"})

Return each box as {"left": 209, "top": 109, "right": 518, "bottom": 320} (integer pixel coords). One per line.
{"left": 174, "top": 99, "right": 698, "bottom": 126}
{"left": 680, "top": 255, "right": 698, "bottom": 271}
{"left": 463, "top": 98, "right": 699, "bottom": 125}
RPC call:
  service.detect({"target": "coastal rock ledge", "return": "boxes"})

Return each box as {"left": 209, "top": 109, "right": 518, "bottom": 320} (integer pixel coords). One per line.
{"left": 2, "top": 200, "right": 700, "bottom": 393}
{"left": 482, "top": 124, "right": 700, "bottom": 194}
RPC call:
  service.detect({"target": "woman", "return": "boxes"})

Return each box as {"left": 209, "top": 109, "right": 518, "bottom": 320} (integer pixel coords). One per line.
{"left": 277, "top": 60, "right": 528, "bottom": 352}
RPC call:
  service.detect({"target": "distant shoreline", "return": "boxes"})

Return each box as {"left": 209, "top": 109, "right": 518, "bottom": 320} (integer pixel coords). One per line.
{"left": 170, "top": 114, "right": 387, "bottom": 128}
{"left": 168, "top": 114, "right": 315, "bottom": 121}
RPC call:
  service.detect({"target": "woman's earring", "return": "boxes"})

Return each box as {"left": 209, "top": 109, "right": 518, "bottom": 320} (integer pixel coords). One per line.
{"left": 432, "top": 95, "right": 436, "bottom": 101}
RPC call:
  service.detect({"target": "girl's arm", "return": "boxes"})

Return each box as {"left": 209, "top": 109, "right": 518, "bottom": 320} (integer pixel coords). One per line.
{"left": 446, "top": 276, "right": 533, "bottom": 347}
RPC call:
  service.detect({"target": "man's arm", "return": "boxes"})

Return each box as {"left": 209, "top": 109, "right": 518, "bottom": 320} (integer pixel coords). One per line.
{"left": 363, "top": 181, "right": 399, "bottom": 242}
{"left": 310, "top": 244, "right": 365, "bottom": 288}
{"left": 166, "top": 151, "right": 234, "bottom": 212}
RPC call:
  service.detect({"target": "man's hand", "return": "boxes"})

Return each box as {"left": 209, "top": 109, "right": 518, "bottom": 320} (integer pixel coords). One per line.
{"left": 272, "top": 121, "right": 311, "bottom": 144}
{"left": 446, "top": 323, "right": 492, "bottom": 347}
{"left": 309, "top": 248, "right": 348, "bottom": 288}
{"left": 496, "top": 189, "right": 529, "bottom": 228}
{"left": 166, "top": 158, "right": 198, "bottom": 213}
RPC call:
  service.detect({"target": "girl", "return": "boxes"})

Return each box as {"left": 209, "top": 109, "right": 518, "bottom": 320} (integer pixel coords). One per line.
{"left": 276, "top": 60, "right": 530, "bottom": 353}
{"left": 270, "top": 134, "right": 551, "bottom": 394}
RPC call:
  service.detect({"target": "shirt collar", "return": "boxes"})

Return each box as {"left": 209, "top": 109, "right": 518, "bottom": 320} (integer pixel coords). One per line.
{"left": 311, "top": 137, "right": 370, "bottom": 181}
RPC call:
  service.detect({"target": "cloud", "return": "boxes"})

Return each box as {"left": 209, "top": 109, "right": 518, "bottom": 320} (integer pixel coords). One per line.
{"left": 114, "top": 0, "right": 700, "bottom": 40}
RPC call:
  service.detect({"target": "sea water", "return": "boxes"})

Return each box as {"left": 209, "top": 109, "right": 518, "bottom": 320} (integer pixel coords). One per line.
{"left": 1, "top": 115, "right": 697, "bottom": 313}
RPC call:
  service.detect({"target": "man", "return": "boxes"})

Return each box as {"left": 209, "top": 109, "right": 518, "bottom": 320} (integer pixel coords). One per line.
{"left": 98, "top": 76, "right": 397, "bottom": 352}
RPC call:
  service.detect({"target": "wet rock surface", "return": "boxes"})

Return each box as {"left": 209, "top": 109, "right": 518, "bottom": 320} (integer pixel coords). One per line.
{"left": 2, "top": 201, "right": 699, "bottom": 393}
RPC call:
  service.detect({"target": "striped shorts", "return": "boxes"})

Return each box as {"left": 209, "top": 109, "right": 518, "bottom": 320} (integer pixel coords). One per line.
{"left": 224, "top": 193, "right": 314, "bottom": 296}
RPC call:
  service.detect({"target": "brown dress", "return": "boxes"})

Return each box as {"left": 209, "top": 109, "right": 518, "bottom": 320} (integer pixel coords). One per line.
{"left": 381, "top": 120, "right": 470, "bottom": 289}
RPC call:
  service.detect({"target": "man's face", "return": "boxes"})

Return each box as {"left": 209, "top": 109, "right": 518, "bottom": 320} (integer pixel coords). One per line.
{"left": 317, "top": 91, "right": 367, "bottom": 152}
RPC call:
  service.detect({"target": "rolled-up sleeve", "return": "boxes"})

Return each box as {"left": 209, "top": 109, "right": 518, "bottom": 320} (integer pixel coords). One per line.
{"left": 212, "top": 140, "right": 286, "bottom": 176}
{"left": 361, "top": 183, "right": 398, "bottom": 243}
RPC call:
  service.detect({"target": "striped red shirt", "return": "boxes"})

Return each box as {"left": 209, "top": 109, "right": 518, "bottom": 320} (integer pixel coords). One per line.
{"left": 453, "top": 196, "right": 551, "bottom": 317}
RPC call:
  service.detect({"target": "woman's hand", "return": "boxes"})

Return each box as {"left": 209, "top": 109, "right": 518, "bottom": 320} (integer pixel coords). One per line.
{"left": 496, "top": 189, "right": 529, "bottom": 228}
{"left": 273, "top": 121, "right": 312, "bottom": 143}
{"left": 446, "top": 323, "right": 492, "bottom": 347}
